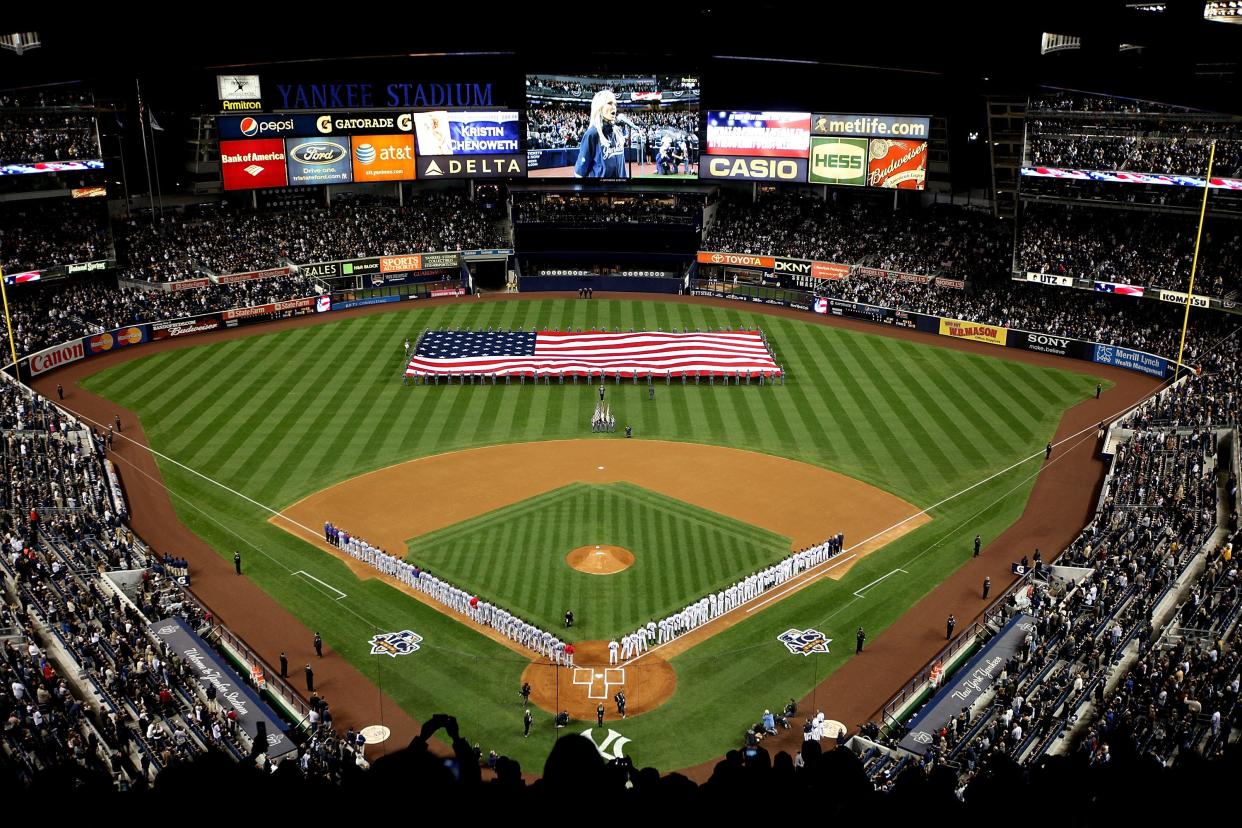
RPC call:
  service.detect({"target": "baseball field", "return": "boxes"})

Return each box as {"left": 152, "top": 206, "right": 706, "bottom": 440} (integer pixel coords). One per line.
{"left": 78, "top": 297, "right": 1104, "bottom": 770}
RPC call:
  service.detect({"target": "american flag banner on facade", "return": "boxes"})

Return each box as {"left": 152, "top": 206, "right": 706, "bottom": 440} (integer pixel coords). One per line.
{"left": 405, "top": 330, "right": 782, "bottom": 378}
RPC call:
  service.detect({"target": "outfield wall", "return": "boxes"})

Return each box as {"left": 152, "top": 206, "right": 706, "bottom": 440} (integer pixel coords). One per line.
{"left": 18, "top": 287, "right": 1176, "bottom": 383}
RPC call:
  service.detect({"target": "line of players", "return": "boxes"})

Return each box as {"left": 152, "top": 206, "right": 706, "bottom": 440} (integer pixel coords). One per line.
{"left": 323, "top": 520, "right": 845, "bottom": 666}
{"left": 323, "top": 522, "right": 574, "bottom": 665}
{"left": 624, "top": 533, "right": 846, "bottom": 656}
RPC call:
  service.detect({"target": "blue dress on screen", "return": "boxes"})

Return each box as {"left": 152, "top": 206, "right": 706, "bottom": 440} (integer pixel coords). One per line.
{"left": 575, "top": 123, "right": 628, "bottom": 178}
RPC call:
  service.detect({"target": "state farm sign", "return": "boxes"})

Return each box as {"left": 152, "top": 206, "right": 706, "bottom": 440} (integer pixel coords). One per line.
{"left": 30, "top": 342, "right": 86, "bottom": 376}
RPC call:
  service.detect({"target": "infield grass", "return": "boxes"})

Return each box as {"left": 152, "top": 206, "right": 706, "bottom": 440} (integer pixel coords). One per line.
{"left": 82, "top": 298, "right": 1104, "bottom": 771}
{"left": 408, "top": 482, "right": 792, "bottom": 640}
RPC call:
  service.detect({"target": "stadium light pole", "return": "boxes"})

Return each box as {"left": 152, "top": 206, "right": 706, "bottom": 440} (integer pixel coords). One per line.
{"left": 1175, "top": 141, "right": 1216, "bottom": 378}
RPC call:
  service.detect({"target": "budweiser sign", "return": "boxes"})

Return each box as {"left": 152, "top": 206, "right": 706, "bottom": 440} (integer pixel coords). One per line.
{"left": 867, "top": 139, "right": 927, "bottom": 189}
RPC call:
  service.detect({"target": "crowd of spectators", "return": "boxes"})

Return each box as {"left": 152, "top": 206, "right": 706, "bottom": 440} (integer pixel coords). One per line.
{"left": 0, "top": 111, "right": 99, "bottom": 165}
{"left": 1027, "top": 126, "right": 1242, "bottom": 179}
{"left": 0, "top": 375, "right": 367, "bottom": 789}
{"left": 0, "top": 200, "right": 113, "bottom": 273}
{"left": 1, "top": 272, "right": 322, "bottom": 358}
{"left": 899, "top": 422, "right": 1226, "bottom": 788}
{"left": 119, "top": 193, "right": 501, "bottom": 282}
{"left": 526, "top": 77, "right": 657, "bottom": 97}
{"left": 704, "top": 192, "right": 1011, "bottom": 281}
{"left": 1016, "top": 202, "right": 1242, "bottom": 296}
{"left": 0, "top": 89, "right": 94, "bottom": 109}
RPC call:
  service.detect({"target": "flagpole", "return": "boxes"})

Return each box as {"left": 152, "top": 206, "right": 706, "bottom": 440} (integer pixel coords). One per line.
{"left": 1175, "top": 141, "right": 1215, "bottom": 379}
{"left": 135, "top": 78, "right": 156, "bottom": 225}
{"left": 148, "top": 106, "right": 165, "bottom": 221}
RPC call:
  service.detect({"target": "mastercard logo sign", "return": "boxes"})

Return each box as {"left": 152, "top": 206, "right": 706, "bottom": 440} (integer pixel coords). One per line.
{"left": 89, "top": 326, "right": 145, "bottom": 353}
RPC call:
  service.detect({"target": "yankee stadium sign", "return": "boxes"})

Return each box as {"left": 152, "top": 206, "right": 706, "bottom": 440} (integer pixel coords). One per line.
{"left": 274, "top": 81, "right": 495, "bottom": 110}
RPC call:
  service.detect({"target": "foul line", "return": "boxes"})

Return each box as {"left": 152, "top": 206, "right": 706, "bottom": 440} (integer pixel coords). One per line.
{"left": 853, "top": 568, "right": 908, "bottom": 598}
{"left": 294, "top": 570, "right": 347, "bottom": 600}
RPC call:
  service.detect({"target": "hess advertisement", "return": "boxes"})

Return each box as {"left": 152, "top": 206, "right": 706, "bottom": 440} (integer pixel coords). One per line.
{"left": 350, "top": 135, "right": 415, "bottom": 182}
{"left": 220, "top": 139, "right": 289, "bottom": 190}
{"left": 867, "top": 138, "right": 927, "bottom": 189}
{"left": 807, "top": 137, "right": 867, "bottom": 186}
{"left": 284, "top": 137, "right": 353, "bottom": 185}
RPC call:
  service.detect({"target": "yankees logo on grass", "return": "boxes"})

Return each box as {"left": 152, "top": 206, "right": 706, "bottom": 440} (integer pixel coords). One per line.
{"left": 778, "top": 628, "right": 832, "bottom": 656}
{"left": 368, "top": 630, "right": 423, "bottom": 657}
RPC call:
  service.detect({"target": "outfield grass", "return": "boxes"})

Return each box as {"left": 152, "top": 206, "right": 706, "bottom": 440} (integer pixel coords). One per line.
{"left": 408, "top": 482, "right": 792, "bottom": 640}
{"left": 81, "top": 298, "right": 1103, "bottom": 770}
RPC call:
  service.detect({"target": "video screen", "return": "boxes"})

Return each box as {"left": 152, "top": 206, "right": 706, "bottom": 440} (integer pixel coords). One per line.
{"left": 701, "top": 111, "right": 811, "bottom": 182}
{"left": 525, "top": 74, "right": 701, "bottom": 179}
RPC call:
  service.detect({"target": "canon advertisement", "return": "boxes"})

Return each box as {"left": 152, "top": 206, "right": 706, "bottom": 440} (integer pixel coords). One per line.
{"left": 220, "top": 139, "right": 288, "bottom": 190}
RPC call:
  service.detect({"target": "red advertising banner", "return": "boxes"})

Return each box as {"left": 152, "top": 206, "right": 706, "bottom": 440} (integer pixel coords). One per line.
{"left": 696, "top": 251, "right": 776, "bottom": 269}
{"left": 169, "top": 278, "right": 213, "bottom": 292}
{"left": 430, "top": 288, "right": 466, "bottom": 297}
{"left": 866, "top": 139, "right": 927, "bottom": 189}
{"left": 216, "top": 266, "right": 291, "bottom": 284}
{"left": 811, "top": 262, "right": 850, "bottom": 280}
{"left": 220, "top": 139, "right": 288, "bottom": 190}
{"left": 221, "top": 297, "right": 315, "bottom": 321}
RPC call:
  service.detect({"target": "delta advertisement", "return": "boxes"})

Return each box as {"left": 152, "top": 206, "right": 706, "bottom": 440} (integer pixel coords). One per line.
{"left": 867, "top": 139, "right": 927, "bottom": 189}
{"left": 220, "top": 139, "right": 288, "bottom": 190}
{"left": 939, "top": 317, "right": 1008, "bottom": 346}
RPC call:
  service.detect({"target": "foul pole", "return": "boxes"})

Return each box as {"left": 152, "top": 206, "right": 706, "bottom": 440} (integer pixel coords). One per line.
{"left": 1175, "top": 141, "right": 1216, "bottom": 378}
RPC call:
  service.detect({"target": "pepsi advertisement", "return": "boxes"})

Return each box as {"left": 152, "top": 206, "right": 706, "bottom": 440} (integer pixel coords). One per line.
{"left": 413, "top": 111, "right": 520, "bottom": 156}
{"left": 284, "top": 137, "right": 353, "bottom": 184}
{"left": 218, "top": 114, "right": 321, "bottom": 140}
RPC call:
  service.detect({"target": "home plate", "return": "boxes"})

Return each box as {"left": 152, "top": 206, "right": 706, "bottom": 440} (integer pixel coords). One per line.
{"left": 360, "top": 725, "right": 391, "bottom": 744}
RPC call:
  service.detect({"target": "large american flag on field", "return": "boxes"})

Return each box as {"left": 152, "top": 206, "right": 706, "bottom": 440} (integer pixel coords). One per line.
{"left": 405, "top": 330, "right": 781, "bottom": 378}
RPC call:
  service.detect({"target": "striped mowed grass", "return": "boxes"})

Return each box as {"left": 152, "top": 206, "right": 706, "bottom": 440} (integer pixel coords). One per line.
{"left": 81, "top": 298, "right": 1102, "bottom": 769}
{"left": 408, "top": 482, "right": 792, "bottom": 641}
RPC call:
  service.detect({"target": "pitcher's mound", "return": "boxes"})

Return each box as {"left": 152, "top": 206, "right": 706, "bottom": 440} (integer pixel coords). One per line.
{"left": 566, "top": 545, "right": 635, "bottom": 575}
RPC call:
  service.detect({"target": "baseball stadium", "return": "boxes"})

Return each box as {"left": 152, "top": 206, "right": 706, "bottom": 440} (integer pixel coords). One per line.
{"left": 0, "top": 7, "right": 1239, "bottom": 813}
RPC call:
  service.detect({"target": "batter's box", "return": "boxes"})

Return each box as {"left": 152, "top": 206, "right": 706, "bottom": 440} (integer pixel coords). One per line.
{"left": 572, "top": 667, "right": 626, "bottom": 699}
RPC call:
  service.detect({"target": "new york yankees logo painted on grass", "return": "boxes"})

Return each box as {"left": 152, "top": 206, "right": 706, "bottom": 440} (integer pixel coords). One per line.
{"left": 368, "top": 630, "right": 423, "bottom": 657}
{"left": 777, "top": 628, "right": 832, "bottom": 656}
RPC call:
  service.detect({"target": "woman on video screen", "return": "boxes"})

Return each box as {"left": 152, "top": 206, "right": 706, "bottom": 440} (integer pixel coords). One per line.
{"left": 574, "top": 89, "right": 628, "bottom": 179}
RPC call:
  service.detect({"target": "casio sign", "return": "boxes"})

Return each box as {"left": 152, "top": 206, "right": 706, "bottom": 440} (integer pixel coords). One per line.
{"left": 810, "top": 142, "right": 865, "bottom": 178}
{"left": 290, "top": 141, "right": 347, "bottom": 165}
{"left": 707, "top": 157, "right": 803, "bottom": 180}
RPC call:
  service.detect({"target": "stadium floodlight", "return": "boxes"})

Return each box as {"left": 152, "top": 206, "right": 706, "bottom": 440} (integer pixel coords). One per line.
{"left": 1125, "top": 3, "right": 1166, "bottom": 11}
{"left": 1204, "top": 1, "right": 1242, "bottom": 22}
{"left": 1040, "top": 33, "right": 1081, "bottom": 55}
{"left": 0, "top": 31, "right": 40, "bottom": 54}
